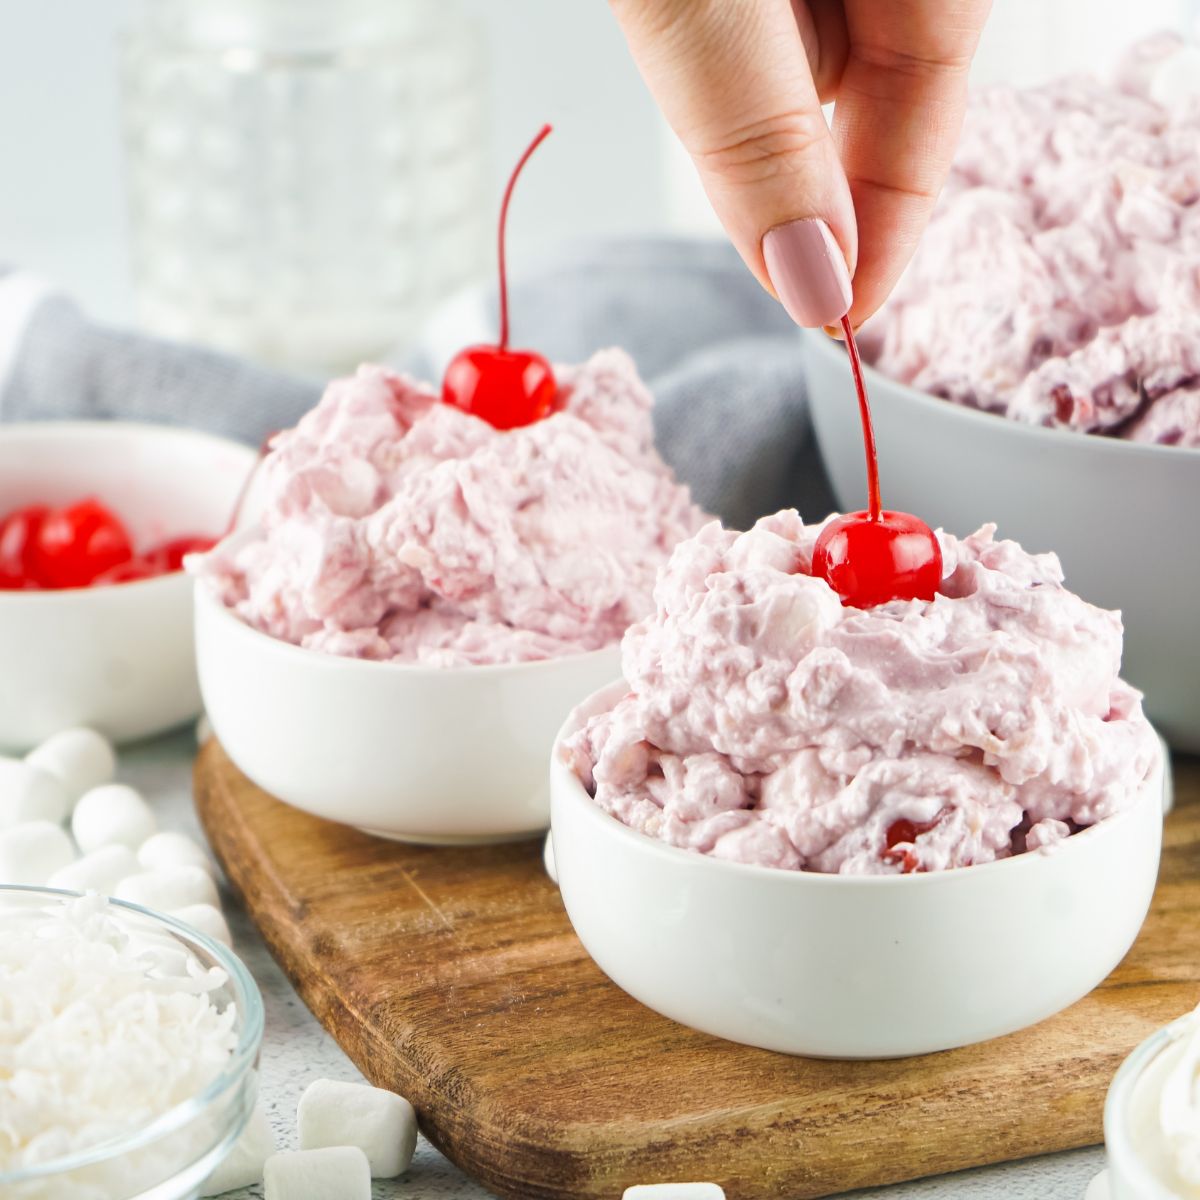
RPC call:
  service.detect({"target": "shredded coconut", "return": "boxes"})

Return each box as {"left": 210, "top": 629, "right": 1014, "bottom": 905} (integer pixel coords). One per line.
{"left": 0, "top": 893, "right": 238, "bottom": 1196}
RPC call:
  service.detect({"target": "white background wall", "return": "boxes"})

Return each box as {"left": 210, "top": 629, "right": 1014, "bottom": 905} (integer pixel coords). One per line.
{"left": 0, "top": 0, "right": 1194, "bottom": 329}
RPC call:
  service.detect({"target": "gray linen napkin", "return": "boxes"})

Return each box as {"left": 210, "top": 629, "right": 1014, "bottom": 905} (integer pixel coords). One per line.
{"left": 0, "top": 237, "right": 836, "bottom": 530}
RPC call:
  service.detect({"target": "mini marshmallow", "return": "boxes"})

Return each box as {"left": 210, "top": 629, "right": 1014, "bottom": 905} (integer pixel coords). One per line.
{"left": 25, "top": 728, "right": 116, "bottom": 805}
{"left": 138, "top": 830, "right": 214, "bottom": 876}
{"left": 543, "top": 832, "right": 558, "bottom": 884}
{"left": 263, "top": 1147, "right": 371, "bottom": 1200}
{"left": 172, "top": 903, "right": 232, "bottom": 948}
{"left": 623, "top": 1186, "right": 726, "bottom": 1200}
{"left": 72, "top": 784, "right": 156, "bottom": 853}
{"left": 48, "top": 844, "right": 139, "bottom": 893}
{"left": 202, "top": 1097, "right": 275, "bottom": 1195}
{"left": 196, "top": 713, "right": 213, "bottom": 745}
{"left": 0, "top": 758, "right": 70, "bottom": 827}
{"left": 0, "top": 821, "right": 76, "bottom": 885}
{"left": 1085, "top": 1169, "right": 1111, "bottom": 1200}
{"left": 1150, "top": 46, "right": 1200, "bottom": 108}
{"left": 298, "top": 1079, "right": 417, "bottom": 1178}
{"left": 115, "top": 866, "right": 219, "bottom": 913}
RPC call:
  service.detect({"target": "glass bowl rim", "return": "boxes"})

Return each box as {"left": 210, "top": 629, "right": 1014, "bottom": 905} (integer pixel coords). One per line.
{"left": 0, "top": 884, "right": 265, "bottom": 1184}
{"left": 1103, "top": 1010, "right": 1197, "bottom": 1199}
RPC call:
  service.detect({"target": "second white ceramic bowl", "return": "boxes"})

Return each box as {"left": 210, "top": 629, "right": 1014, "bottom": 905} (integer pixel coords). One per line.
{"left": 803, "top": 329, "right": 1200, "bottom": 751}
{"left": 551, "top": 682, "right": 1166, "bottom": 1059}
{"left": 0, "top": 422, "right": 257, "bottom": 751}
{"left": 196, "top": 579, "right": 622, "bottom": 843}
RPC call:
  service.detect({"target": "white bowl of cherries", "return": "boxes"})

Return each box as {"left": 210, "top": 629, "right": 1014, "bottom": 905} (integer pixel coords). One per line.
{"left": 0, "top": 421, "right": 257, "bottom": 750}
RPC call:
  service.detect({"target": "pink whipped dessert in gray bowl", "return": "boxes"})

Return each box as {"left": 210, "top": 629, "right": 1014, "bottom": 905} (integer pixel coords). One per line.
{"left": 806, "top": 35, "right": 1200, "bottom": 749}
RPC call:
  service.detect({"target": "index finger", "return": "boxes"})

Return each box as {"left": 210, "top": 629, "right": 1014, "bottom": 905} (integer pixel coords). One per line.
{"left": 834, "top": 0, "right": 992, "bottom": 327}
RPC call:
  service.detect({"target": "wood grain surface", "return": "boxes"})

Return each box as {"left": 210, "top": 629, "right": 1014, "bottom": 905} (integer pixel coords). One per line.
{"left": 194, "top": 745, "right": 1200, "bottom": 1200}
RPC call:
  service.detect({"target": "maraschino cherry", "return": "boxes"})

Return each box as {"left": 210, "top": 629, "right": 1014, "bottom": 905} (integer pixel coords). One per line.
{"left": 811, "top": 316, "right": 943, "bottom": 608}
{"left": 442, "top": 124, "right": 557, "bottom": 430}
{"left": 148, "top": 534, "right": 218, "bottom": 572}
{"left": 881, "top": 809, "right": 949, "bottom": 874}
{"left": 0, "top": 505, "right": 48, "bottom": 589}
{"left": 32, "top": 498, "right": 135, "bottom": 590}
{"left": 0, "top": 495, "right": 219, "bottom": 591}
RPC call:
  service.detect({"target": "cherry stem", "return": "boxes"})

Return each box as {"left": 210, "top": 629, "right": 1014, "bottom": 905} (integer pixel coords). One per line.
{"left": 840, "top": 314, "right": 882, "bottom": 522}
{"left": 496, "top": 123, "right": 553, "bottom": 352}
{"left": 223, "top": 431, "right": 277, "bottom": 538}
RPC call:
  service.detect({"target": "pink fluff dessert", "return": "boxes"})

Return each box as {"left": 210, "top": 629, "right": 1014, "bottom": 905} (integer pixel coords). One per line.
{"left": 196, "top": 349, "right": 706, "bottom": 666}
{"left": 864, "top": 34, "right": 1200, "bottom": 447}
{"left": 561, "top": 511, "right": 1160, "bottom": 875}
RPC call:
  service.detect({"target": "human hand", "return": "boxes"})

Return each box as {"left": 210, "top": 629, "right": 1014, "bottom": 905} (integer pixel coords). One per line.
{"left": 610, "top": 0, "right": 992, "bottom": 329}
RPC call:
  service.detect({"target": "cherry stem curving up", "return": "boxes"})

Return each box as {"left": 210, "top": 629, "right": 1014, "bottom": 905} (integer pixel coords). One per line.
{"left": 497, "top": 124, "right": 553, "bottom": 351}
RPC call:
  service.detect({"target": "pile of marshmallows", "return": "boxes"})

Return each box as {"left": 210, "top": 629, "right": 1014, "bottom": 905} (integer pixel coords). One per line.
{"left": 0, "top": 727, "right": 230, "bottom": 947}
{"left": 211, "top": 1079, "right": 723, "bottom": 1200}
{"left": 0, "top": 731, "right": 729, "bottom": 1200}
{"left": 208, "top": 1078, "right": 416, "bottom": 1198}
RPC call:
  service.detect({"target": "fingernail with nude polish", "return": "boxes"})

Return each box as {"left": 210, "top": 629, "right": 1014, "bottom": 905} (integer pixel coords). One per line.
{"left": 762, "top": 217, "right": 852, "bottom": 329}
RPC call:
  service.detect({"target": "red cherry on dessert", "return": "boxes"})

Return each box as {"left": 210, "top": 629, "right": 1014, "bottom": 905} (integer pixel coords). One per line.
{"left": 442, "top": 345, "right": 556, "bottom": 430}
{"left": 812, "top": 510, "right": 943, "bottom": 609}
{"left": 0, "top": 504, "right": 48, "bottom": 588}
{"left": 441, "top": 124, "right": 558, "bottom": 430}
{"left": 808, "top": 315, "right": 943, "bottom": 609}
{"left": 32, "top": 498, "right": 134, "bottom": 589}
{"left": 146, "top": 534, "right": 218, "bottom": 572}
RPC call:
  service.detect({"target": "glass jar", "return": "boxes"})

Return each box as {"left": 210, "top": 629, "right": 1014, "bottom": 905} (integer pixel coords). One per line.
{"left": 121, "top": 0, "right": 487, "bottom": 376}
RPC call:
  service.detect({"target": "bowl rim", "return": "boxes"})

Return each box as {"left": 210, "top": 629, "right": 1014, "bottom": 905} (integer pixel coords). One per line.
{"left": 0, "top": 418, "right": 261, "bottom": 458}
{"left": 0, "top": 564, "right": 194, "bottom": 603}
{"left": 551, "top": 679, "right": 1166, "bottom": 890}
{"left": 0, "top": 419, "right": 259, "bottom": 604}
{"left": 0, "top": 885, "right": 265, "bottom": 1184}
{"left": 194, "top": 540, "right": 625, "bottom": 680}
{"left": 1102, "top": 1010, "right": 1196, "bottom": 1199}
{"left": 802, "top": 326, "right": 1200, "bottom": 462}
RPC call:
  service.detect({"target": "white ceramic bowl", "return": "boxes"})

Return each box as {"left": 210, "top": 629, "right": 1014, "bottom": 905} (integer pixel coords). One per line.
{"left": 803, "top": 329, "right": 1200, "bottom": 751}
{"left": 195, "top": 577, "right": 622, "bottom": 843}
{"left": 551, "top": 681, "right": 1166, "bottom": 1059}
{"left": 1102, "top": 1012, "right": 1199, "bottom": 1200}
{"left": 0, "top": 422, "right": 257, "bottom": 751}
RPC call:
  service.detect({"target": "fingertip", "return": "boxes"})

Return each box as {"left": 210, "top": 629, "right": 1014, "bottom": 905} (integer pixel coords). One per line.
{"left": 762, "top": 217, "right": 854, "bottom": 329}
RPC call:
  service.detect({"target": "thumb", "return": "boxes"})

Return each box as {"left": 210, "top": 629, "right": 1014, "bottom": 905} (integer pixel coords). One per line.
{"left": 612, "top": 0, "right": 856, "bottom": 328}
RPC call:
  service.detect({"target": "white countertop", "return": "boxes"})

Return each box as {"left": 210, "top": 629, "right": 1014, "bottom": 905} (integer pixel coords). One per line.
{"left": 123, "top": 729, "right": 1105, "bottom": 1200}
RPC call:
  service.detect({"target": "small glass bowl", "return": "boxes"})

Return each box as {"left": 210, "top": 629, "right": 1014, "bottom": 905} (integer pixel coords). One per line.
{"left": 1103, "top": 1012, "right": 1197, "bottom": 1200}
{"left": 0, "top": 885, "right": 265, "bottom": 1200}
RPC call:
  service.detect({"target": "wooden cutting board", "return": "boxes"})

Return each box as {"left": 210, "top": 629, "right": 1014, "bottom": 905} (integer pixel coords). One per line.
{"left": 195, "top": 744, "right": 1200, "bottom": 1200}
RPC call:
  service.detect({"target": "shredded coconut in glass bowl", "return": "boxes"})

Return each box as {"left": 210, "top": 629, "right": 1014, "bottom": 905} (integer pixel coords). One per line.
{"left": 0, "top": 891, "right": 254, "bottom": 1200}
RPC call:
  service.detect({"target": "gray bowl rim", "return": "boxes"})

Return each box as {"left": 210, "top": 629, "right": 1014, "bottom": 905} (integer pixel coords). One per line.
{"left": 803, "top": 327, "right": 1200, "bottom": 464}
